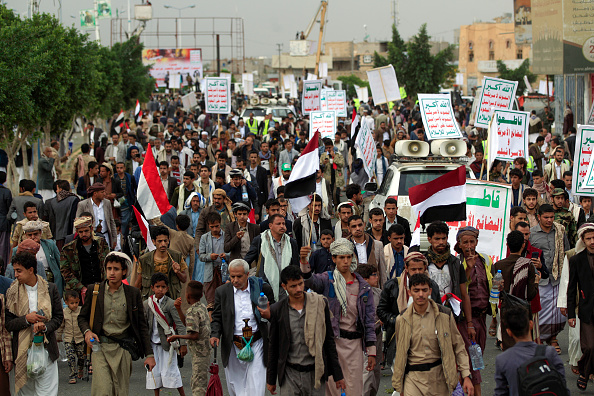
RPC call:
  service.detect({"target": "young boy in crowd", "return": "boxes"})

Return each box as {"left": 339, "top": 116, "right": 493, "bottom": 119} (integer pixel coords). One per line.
{"left": 144, "top": 273, "right": 187, "bottom": 396}
{"left": 59, "top": 290, "right": 85, "bottom": 384}
{"left": 169, "top": 281, "right": 211, "bottom": 396}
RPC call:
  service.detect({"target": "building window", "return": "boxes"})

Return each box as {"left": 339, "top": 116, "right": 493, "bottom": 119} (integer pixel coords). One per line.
{"left": 516, "top": 48, "right": 523, "bottom": 59}
{"left": 489, "top": 51, "right": 495, "bottom": 60}
{"left": 489, "top": 40, "right": 494, "bottom": 50}
{"left": 469, "top": 51, "right": 474, "bottom": 62}
{"left": 506, "top": 40, "right": 511, "bottom": 49}
{"left": 468, "top": 41, "right": 473, "bottom": 50}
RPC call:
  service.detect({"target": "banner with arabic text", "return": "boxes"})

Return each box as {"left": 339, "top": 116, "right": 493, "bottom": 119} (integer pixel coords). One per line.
{"left": 418, "top": 94, "right": 463, "bottom": 139}
{"left": 301, "top": 80, "right": 323, "bottom": 115}
{"left": 474, "top": 77, "right": 518, "bottom": 128}
{"left": 487, "top": 109, "right": 529, "bottom": 167}
{"left": 574, "top": 125, "right": 594, "bottom": 194}
{"left": 446, "top": 180, "right": 511, "bottom": 263}
{"left": 204, "top": 77, "right": 230, "bottom": 114}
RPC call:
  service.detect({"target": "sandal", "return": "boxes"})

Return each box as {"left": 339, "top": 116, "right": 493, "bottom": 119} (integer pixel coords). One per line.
{"left": 78, "top": 368, "right": 84, "bottom": 379}
{"left": 578, "top": 375, "right": 588, "bottom": 390}
{"left": 549, "top": 339, "right": 562, "bottom": 355}
{"left": 572, "top": 365, "right": 580, "bottom": 375}
{"left": 69, "top": 378, "right": 77, "bottom": 384}
{"left": 489, "top": 319, "right": 497, "bottom": 337}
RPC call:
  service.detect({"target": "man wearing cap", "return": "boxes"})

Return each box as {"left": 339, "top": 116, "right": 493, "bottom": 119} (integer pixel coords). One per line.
{"left": 76, "top": 182, "right": 117, "bottom": 250}
{"left": 299, "top": 239, "right": 376, "bottom": 396}
{"left": 222, "top": 169, "right": 259, "bottom": 215}
{"left": 60, "top": 216, "right": 110, "bottom": 296}
{"left": 225, "top": 202, "right": 260, "bottom": 261}
{"left": 277, "top": 139, "right": 300, "bottom": 176}
{"left": 195, "top": 188, "right": 235, "bottom": 244}
{"left": 454, "top": 226, "right": 493, "bottom": 396}
{"left": 551, "top": 187, "right": 578, "bottom": 247}
{"left": 11, "top": 201, "right": 52, "bottom": 248}
{"left": 270, "top": 163, "right": 292, "bottom": 199}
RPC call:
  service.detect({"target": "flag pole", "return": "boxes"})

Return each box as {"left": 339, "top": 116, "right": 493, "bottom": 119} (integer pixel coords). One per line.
{"left": 307, "top": 193, "right": 316, "bottom": 248}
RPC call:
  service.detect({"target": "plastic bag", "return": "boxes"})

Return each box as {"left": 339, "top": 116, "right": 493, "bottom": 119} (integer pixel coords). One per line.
{"left": 237, "top": 336, "right": 254, "bottom": 362}
{"left": 58, "top": 341, "right": 68, "bottom": 362}
{"left": 27, "top": 339, "right": 48, "bottom": 379}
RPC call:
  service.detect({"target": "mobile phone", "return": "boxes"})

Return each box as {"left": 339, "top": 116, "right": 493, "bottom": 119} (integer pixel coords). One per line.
{"left": 37, "top": 309, "right": 45, "bottom": 317}
{"left": 145, "top": 364, "right": 150, "bottom": 371}
{"left": 531, "top": 252, "right": 539, "bottom": 259}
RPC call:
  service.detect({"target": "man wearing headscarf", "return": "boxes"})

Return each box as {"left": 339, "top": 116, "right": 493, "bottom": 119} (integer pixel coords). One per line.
{"left": 299, "top": 238, "right": 376, "bottom": 396}
{"left": 567, "top": 223, "right": 594, "bottom": 390}
{"left": 454, "top": 226, "right": 493, "bottom": 396}
{"left": 60, "top": 216, "right": 110, "bottom": 297}
{"left": 195, "top": 188, "right": 235, "bottom": 243}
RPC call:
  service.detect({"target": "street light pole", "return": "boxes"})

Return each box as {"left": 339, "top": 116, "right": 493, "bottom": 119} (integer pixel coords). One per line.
{"left": 94, "top": 0, "right": 100, "bottom": 43}
{"left": 163, "top": 5, "right": 196, "bottom": 49}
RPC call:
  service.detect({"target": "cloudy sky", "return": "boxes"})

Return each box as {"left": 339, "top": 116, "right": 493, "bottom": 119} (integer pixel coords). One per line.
{"left": 6, "top": 0, "right": 511, "bottom": 59}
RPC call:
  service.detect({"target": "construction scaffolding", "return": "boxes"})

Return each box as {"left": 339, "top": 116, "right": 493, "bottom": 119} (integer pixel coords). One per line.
{"left": 110, "top": 17, "right": 245, "bottom": 74}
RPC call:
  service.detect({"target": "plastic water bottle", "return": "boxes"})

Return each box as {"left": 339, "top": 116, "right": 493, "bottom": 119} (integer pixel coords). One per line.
{"left": 490, "top": 270, "right": 503, "bottom": 305}
{"left": 241, "top": 184, "right": 249, "bottom": 202}
{"left": 221, "top": 258, "right": 229, "bottom": 283}
{"left": 90, "top": 337, "right": 101, "bottom": 352}
{"left": 469, "top": 342, "right": 484, "bottom": 370}
{"left": 258, "top": 292, "right": 268, "bottom": 309}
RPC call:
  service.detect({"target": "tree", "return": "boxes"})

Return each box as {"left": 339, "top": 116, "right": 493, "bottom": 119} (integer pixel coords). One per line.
{"left": 496, "top": 59, "right": 536, "bottom": 94}
{"left": 373, "top": 23, "right": 456, "bottom": 101}
{"left": 337, "top": 75, "right": 369, "bottom": 99}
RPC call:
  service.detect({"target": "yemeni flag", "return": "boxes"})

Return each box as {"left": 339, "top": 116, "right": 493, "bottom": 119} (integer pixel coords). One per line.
{"left": 408, "top": 166, "right": 467, "bottom": 225}
{"left": 114, "top": 110, "right": 125, "bottom": 133}
{"left": 132, "top": 206, "right": 156, "bottom": 251}
{"left": 350, "top": 109, "right": 359, "bottom": 139}
{"left": 134, "top": 100, "right": 142, "bottom": 123}
{"left": 410, "top": 213, "right": 421, "bottom": 248}
{"left": 137, "top": 142, "right": 173, "bottom": 220}
{"left": 284, "top": 131, "right": 320, "bottom": 213}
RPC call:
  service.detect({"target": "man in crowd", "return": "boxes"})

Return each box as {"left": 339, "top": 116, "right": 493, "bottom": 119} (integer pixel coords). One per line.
{"left": 551, "top": 188, "right": 578, "bottom": 248}
{"left": 76, "top": 182, "right": 117, "bottom": 250}
{"left": 210, "top": 259, "right": 275, "bottom": 396}
{"left": 247, "top": 150, "right": 269, "bottom": 218}
{"left": 294, "top": 194, "right": 332, "bottom": 251}
{"left": 60, "top": 215, "right": 110, "bottom": 295}
{"left": 544, "top": 147, "right": 570, "bottom": 183}
{"left": 222, "top": 169, "right": 259, "bottom": 217}
{"left": 11, "top": 201, "right": 52, "bottom": 248}
{"left": 347, "top": 215, "right": 387, "bottom": 286}
{"left": 266, "top": 265, "right": 345, "bottom": 395}
{"left": 523, "top": 188, "right": 541, "bottom": 228}
{"left": 76, "top": 161, "right": 101, "bottom": 199}
{"left": 224, "top": 202, "right": 260, "bottom": 261}
{"left": 367, "top": 207, "right": 389, "bottom": 246}
{"left": 383, "top": 197, "right": 412, "bottom": 246}
{"left": 114, "top": 161, "right": 137, "bottom": 236}
{"left": 334, "top": 202, "right": 353, "bottom": 239}
{"left": 44, "top": 179, "right": 79, "bottom": 250}
{"left": 171, "top": 171, "right": 200, "bottom": 213}
{"left": 391, "top": 273, "right": 473, "bottom": 396}
{"left": 160, "top": 161, "right": 179, "bottom": 201}
{"left": 260, "top": 199, "right": 294, "bottom": 235}
{"left": 345, "top": 184, "right": 364, "bottom": 217}
{"left": 383, "top": 224, "right": 408, "bottom": 281}
{"left": 195, "top": 188, "right": 235, "bottom": 243}
{"left": 9, "top": 179, "right": 43, "bottom": 222}
{"left": 320, "top": 138, "right": 345, "bottom": 206}
{"left": 530, "top": 204, "right": 570, "bottom": 353}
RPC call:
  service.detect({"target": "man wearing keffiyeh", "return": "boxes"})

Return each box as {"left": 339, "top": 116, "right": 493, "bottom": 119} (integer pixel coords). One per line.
{"left": 299, "top": 238, "right": 376, "bottom": 396}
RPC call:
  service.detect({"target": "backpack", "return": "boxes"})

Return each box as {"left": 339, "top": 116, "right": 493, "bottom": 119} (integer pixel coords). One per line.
{"left": 517, "top": 344, "right": 568, "bottom": 396}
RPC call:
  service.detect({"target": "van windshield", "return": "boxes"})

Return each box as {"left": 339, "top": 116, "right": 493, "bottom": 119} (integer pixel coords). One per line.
{"left": 398, "top": 170, "right": 457, "bottom": 195}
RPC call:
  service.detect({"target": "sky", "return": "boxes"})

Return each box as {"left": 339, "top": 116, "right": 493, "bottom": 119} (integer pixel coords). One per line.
{"left": 6, "top": 0, "right": 512, "bottom": 59}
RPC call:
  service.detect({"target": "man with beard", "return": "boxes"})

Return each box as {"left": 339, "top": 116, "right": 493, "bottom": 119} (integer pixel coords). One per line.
{"left": 347, "top": 215, "right": 387, "bottom": 287}
{"left": 269, "top": 163, "right": 292, "bottom": 199}
{"left": 523, "top": 188, "right": 541, "bottom": 228}
{"left": 195, "top": 189, "right": 235, "bottom": 243}
{"left": 333, "top": 202, "right": 353, "bottom": 239}
{"left": 294, "top": 194, "right": 332, "bottom": 251}
{"left": 425, "top": 221, "right": 475, "bottom": 346}
{"left": 60, "top": 216, "right": 110, "bottom": 296}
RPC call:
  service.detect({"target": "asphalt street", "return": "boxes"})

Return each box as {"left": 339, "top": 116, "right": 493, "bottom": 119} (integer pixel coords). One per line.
{"left": 46, "top": 323, "right": 587, "bottom": 396}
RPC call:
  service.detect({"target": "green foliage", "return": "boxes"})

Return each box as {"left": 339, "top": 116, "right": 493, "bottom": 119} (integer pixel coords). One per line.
{"left": 373, "top": 23, "right": 456, "bottom": 101}
{"left": 496, "top": 59, "right": 536, "bottom": 94}
{"left": 337, "top": 75, "right": 369, "bottom": 99}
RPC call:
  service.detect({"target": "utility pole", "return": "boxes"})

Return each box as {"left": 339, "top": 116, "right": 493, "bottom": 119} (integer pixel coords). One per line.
{"left": 127, "top": 0, "right": 131, "bottom": 37}
{"left": 94, "top": 0, "right": 100, "bottom": 43}
{"left": 391, "top": 0, "right": 399, "bottom": 29}
{"left": 276, "top": 43, "right": 283, "bottom": 89}
{"left": 216, "top": 34, "right": 221, "bottom": 76}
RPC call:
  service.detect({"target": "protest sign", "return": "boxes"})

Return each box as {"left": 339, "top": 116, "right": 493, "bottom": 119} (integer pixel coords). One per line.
{"left": 309, "top": 111, "right": 336, "bottom": 140}
{"left": 574, "top": 125, "right": 594, "bottom": 194}
{"left": 418, "top": 94, "right": 463, "bottom": 139}
{"left": 204, "top": 77, "right": 231, "bottom": 114}
{"left": 283, "top": 74, "right": 295, "bottom": 90}
{"left": 168, "top": 73, "right": 181, "bottom": 89}
{"left": 302, "top": 80, "right": 323, "bottom": 115}
{"left": 487, "top": 109, "right": 529, "bottom": 165}
{"left": 355, "top": 119, "right": 377, "bottom": 178}
{"left": 366, "top": 65, "right": 401, "bottom": 105}
{"left": 587, "top": 101, "right": 594, "bottom": 125}
{"left": 319, "top": 63, "right": 328, "bottom": 78}
{"left": 355, "top": 85, "right": 369, "bottom": 103}
{"left": 474, "top": 77, "right": 518, "bottom": 128}
{"left": 446, "top": 180, "right": 511, "bottom": 263}
{"left": 242, "top": 73, "right": 254, "bottom": 96}
{"left": 307, "top": 73, "right": 318, "bottom": 81}
{"left": 320, "top": 90, "right": 347, "bottom": 118}
{"left": 181, "top": 92, "right": 198, "bottom": 111}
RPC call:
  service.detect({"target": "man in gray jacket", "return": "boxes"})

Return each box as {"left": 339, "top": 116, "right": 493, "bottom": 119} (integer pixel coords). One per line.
{"left": 38, "top": 146, "right": 56, "bottom": 201}
{"left": 44, "top": 180, "right": 79, "bottom": 250}
{"left": 277, "top": 139, "right": 300, "bottom": 175}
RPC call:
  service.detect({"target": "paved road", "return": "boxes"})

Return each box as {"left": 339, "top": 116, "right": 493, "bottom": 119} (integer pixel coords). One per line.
{"left": 49, "top": 323, "right": 585, "bottom": 396}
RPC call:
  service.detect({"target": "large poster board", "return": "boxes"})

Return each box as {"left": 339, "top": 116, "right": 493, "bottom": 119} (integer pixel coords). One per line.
{"left": 474, "top": 77, "right": 518, "bottom": 128}
{"left": 309, "top": 111, "right": 336, "bottom": 140}
{"left": 142, "top": 48, "right": 203, "bottom": 87}
{"left": 204, "top": 77, "right": 230, "bottom": 114}
{"left": 446, "top": 180, "right": 511, "bottom": 263}
{"left": 487, "top": 109, "right": 530, "bottom": 163}
{"left": 366, "top": 65, "right": 401, "bottom": 105}
{"left": 574, "top": 125, "right": 594, "bottom": 195}
{"left": 418, "top": 94, "right": 463, "bottom": 139}
{"left": 320, "top": 90, "right": 347, "bottom": 118}
{"left": 302, "top": 80, "right": 323, "bottom": 115}
{"left": 355, "top": 119, "right": 377, "bottom": 178}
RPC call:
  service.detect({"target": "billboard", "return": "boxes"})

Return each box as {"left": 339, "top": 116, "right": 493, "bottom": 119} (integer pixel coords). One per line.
{"left": 142, "top": 48, "right": 203, "bottom": 87}
{"left": 514, "top": 0, "right": 532, "bottom": 44}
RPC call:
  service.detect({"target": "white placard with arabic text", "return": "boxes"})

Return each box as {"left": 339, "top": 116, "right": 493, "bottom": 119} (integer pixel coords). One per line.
{"left": 301, "top": 80, "right": 323, "bottom": 115}
{"left": 320, "top": 90, "right": 347, "bottom": 118}
{"left": 355, "top": 118, "right": 377, "bottom": 178}
{"left": 488, "top": 109, "right": 529, "bottom": 164}
{"left": 475, "top": 77, "right": 518, "bottom": 128}
{"left": 418, "top": 94, "right": 463, "bottom": 139}
{"left": 575, "top": 125, "right": 594, "bottom": 192}
{"left": 366, "top": 65, "right": 401, "bottom": 105}
{"left": 204, "top": 77, "right": 230, "bottom": 114}
{"left": 309, "top": 111, "right": 336, "bottom": 140}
